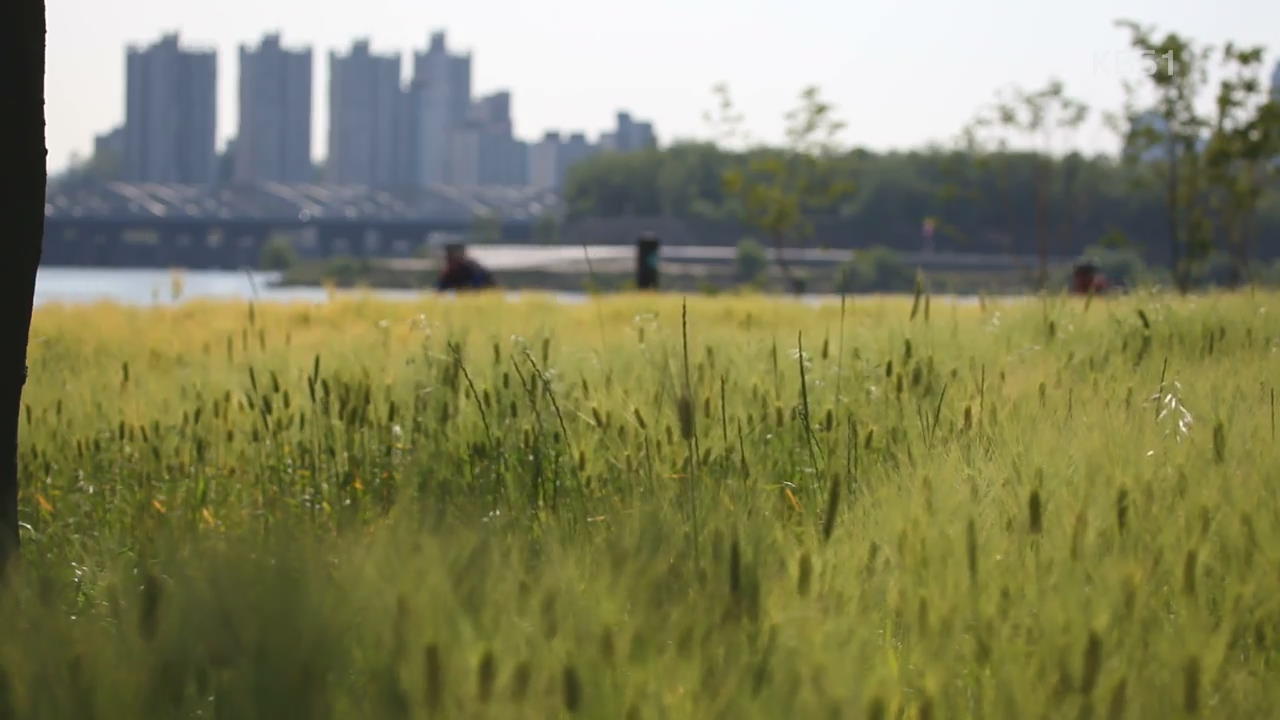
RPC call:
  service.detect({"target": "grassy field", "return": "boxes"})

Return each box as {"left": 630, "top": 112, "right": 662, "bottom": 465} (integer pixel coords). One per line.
{"left": 4, "top": 290, "right": 1279, "bottom": 718}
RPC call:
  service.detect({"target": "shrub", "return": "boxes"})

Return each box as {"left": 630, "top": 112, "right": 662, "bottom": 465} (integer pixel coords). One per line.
{"left": 736, "top": 237, "right": 768, "bottom": 284}
{"left": 322, "top": 256, "right": 368, "bottom": 287}
{"left": 1079, "top": 243, "right": 1152, "bottom": 289}
{"left": 837, "top": 245, "right": 913, "bottom": 292}
{"left": 259, "top": 236, "right": 299, "bottom": 271}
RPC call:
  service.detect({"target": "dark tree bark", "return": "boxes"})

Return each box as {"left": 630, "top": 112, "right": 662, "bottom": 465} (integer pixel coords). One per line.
{"left": 0, "top": 0, "right": 45, "bottom": 571}
{"left": 1166, "top": 136, "right": 1184, "bottom": 293}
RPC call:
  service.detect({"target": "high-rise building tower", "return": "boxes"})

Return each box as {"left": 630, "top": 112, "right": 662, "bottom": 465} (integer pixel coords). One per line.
{"left": 1271, "top": 60, "right": 1280, "bottom": 100}
{"left": 123, "top": 34, "right": 217, "bottom": 184}
{"left": 452, "top": 91, "right": 527, "bottom": 186}
{"left": 528, "top": 131, "right": 563, "bottom": 189}
{"left": 235, "top": 34, "right": 312, "bottom": 184}
{"left": 408, "top": 31, "right": 472, "bottom": 185}
{"left": 528, "top": 130, "right": 598, "bottom": 189}
{"left": 602, "top": 111, "right": 656, "bottom": 152}
{"left": 327, "top": 40, "right": 402, "bottom": 187}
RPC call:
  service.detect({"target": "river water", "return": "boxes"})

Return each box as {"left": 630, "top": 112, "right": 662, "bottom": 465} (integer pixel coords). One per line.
{"left": 33, "top": 267, "right": 597, "bottom": 307}
{"left": 34, "top": 266, "right": 986, "bottom": 308}
{"left": 36, "top": 267, "right": 347, "bottom": 306}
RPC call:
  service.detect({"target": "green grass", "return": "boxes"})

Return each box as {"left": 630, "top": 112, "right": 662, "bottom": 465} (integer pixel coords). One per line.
{"left": 4, "top": 289, "right": 1279, "bottom": 718}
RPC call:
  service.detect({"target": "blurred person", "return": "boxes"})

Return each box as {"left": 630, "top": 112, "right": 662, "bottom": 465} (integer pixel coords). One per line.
{"left": 1070, "top": 260, "right": 1109, "bottom": 295}
{"left": 436, "top": 243, "right": 495, "bottom": 291}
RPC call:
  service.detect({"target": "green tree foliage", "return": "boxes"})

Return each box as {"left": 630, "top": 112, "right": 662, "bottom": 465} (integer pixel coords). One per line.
{"left": 561, "top": 45, "right": 1280, "bottom": 275}
{"left": 1203, "top": 44, "right": 1280, "bottom": 283}
{"left": 564, "top": 144, "right": 735, "bottom": 220}
{"left": 533, "top": 212, "right": 561, "bottom": 244}
{"left": 973, "top": 80, "right": 1090, "bottom": 287}
{"left": 1079, "top": 243, "right": 1161, "bottom": 288}
{"left": 259, "top": 235, "right": 299, "bottom": 271}
{"left": 836, "top": 246, "right": 914, "bottom": 292}
{"left": 735, "top": 237, "right": 768, "bottom": 284}
{"left": 562, "top": 140, "right": 1280, "bottom": 274}
{"left": 1115, "top": 20, "right": 1216, "bottom": 291}
{"left": 718, "top": 86, "right": 857, "bottom": 293}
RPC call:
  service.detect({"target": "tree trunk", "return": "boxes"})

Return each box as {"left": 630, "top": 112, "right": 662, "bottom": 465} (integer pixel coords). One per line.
{"left": 0, "top": 0, "right": 45, "bottom": 572}
{"left": 771, "top": 232, "right": 802, "bottom": 295}
{"left": 1034, "top": 158, "right": 1050, "bottom": 290}
{"left": 1166, "top": 137, "right": 1184, "bottom": 293}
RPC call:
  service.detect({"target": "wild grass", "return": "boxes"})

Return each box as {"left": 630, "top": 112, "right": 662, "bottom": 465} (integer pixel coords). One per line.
{"left": 3, "top": 289, "right": 1279, "bottom": 718}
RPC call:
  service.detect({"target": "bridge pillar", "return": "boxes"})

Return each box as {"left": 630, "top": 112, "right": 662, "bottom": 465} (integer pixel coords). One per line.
{"left": 230, "top": 228, "right": 266, "bottom": 269}
{"left": 319, "top": 226, "right": 354, "bottom": 258}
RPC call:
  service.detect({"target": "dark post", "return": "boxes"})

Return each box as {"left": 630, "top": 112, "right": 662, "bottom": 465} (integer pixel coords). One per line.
{"left": 1, "top": 0, "right": 45, "bottom": 571}
{"left": 636, "top": 232, "right": 660, "bottom": 290}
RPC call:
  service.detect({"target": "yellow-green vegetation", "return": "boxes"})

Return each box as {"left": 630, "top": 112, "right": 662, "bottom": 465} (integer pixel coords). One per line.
{"left": 5, "top": 290, "right": 1280, "bottom": 718}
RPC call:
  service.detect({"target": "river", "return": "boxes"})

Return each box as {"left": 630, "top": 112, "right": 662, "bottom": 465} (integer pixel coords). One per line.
{"left": 34, "top": 266, "right": 989, "bottom": 308}
{"left": 33, "top": 266, "right": 597, "bottom": 307}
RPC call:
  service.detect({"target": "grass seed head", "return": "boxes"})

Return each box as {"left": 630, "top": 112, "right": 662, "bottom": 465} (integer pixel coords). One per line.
{"left": 509, "top": 660, "right": 531, "bottom": 702}
{"left": 1029, "top": 489, "right": 1043, "bottom": 535}
{"left": 1183, "top": 657, "right": 1200, "bottom": 714}
{"left": 562, "top": 664, "right": 581, "bottom": 713}
{"left": 424, "top": 643, "right": 443, "bottom": 713}
{"left": 1071, "top": 509, "right": 1087, "bottom": 562}
{"left": 1106, "top": 677, "right": 1127, "bottom": 720}
{"left": 966, "top": 518, "right": 978, "bottom": 585}
{"left": 1183, "top": 548, "right": 1198, "bottom": 597}
{"left": 867, "top": 696, "right": 887, "bottom": 720}
{"left": 917, "top": 695, "right": 934, "bottom": 720}
{"left": 728, "top": 538, "right": 742, "bottom": 600}
{"left": 797, "top": 552, "right": 812, "bottom": 597}
{"left": 138, "top": 571, "right": 161, "bottom": 642}
{"left": 675, "top": 392, "right": 696, "bottom": 438}
{"left": 1116, "top": 489, "right": 1129, "bottom": 535}
{"left": 476, "top": 650, "right": 496, "bottom": 704}
{"left": 1080, "top": 631, "right": 1102, "bottom": 695}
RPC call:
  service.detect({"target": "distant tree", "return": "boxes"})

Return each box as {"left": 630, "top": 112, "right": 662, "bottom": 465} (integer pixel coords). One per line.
{"left": 716, "top": 85, "right": 856, "bottom": 293}
{"left": 1116, "top": 20, "right": 1215, "bottom": 292}
{"left": 988, "top": 80, "right": 1090, "bottom": 288}
{"left": 735, "top": 237, "right": 768, "bottom": 284}
{"left": 533, "top": 212, "right": 561, "bottom": 244}
{"left": 564, "top": 150, "right": 664, "bottom": 218}
{"left": 1202, "top": 43, "right": 1280, "bottom": 283}
{"left": 260, "top": 235, "right": 300, "bottom": 271}
{"left": 1, "top": 0, "right": 44, "bottom": 570}
{"left": 837, "top": 246, "right": 913, "bottom": 293}
{"left": 656, "top": 143, "right": 735, "bottom": 219}
{"left": 558, "top": 118, "right": 1275, "bottom": 266}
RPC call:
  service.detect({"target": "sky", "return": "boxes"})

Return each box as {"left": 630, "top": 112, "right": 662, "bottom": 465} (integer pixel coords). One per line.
{"left": 47, "top": 0, "right": 1279, "bottom": 173}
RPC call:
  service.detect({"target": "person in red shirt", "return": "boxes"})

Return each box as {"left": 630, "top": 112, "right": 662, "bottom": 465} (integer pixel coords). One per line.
{"left": 1070, "top": 261, "right": 1109, "bottom": 295}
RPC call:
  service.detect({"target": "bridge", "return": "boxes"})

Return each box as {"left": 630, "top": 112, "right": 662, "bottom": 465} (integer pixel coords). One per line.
{"left": 43, "top": 182, "right": 1082, "bottom": 274}
{"left": 42, "top": 182, "right": 559, "bottom": 268}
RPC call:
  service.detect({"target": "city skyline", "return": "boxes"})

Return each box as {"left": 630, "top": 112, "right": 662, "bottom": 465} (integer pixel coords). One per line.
{"left": 67, "top": 28, "right": 671, "bottom": 184}
{"left": 88, "top": 30, "right": 658, "bottom": 188}
{"left": 48, "top": 0, "right": 1279, "bottom": 174}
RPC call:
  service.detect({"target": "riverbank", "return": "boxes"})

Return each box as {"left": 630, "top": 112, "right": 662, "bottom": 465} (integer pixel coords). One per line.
{"left": 278, "top": 252, "right": 1042, "bottom": 295}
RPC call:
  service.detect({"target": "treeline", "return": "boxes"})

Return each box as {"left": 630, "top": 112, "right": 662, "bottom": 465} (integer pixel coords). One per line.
{"left": 563, "top": 142, "right": 1280, "bottom": 264}
{"left": 566, "top": 20, "right": 1280, "bottom": 288}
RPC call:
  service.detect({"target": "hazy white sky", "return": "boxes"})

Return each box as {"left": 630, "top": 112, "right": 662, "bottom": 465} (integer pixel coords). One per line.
{"left": 47, "top": 0, "right": 1278, "bottom": 172}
